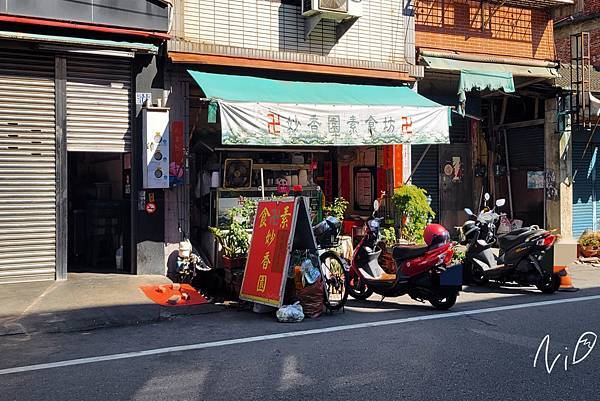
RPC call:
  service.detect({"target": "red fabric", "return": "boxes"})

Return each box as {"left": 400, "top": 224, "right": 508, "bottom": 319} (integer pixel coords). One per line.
{"left": 393, "top": 145, "right": 404, "bottom": 189}
{"left": 140, "top": 284, "right": 208, "bottom": 307}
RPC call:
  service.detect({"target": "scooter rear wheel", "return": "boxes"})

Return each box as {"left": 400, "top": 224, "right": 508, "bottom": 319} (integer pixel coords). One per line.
{"left": 429, "top": 293, "right": 457, "bottom": 310}
{"left": 536, "top": 273, "right": 561, "bottom": 294}
{"left": 346, "top": 271, "right": 373, "bottom": 300}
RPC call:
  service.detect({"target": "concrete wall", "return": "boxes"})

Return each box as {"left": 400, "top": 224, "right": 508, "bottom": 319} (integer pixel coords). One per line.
{"left": 415, "top": 0, "right": 556, "bottom": 61}
{"left": 133, "top": 53, "right": 169, "bottom": 276}
{"left": 545, "top": 98, "right": 573, "bottom": 238}
{"left": 1, "top": 0, "right": 169, "bottom": 32}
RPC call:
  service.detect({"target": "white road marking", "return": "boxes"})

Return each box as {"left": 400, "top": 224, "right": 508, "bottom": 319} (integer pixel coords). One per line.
{"left": 2, "top": 294, "right": 600, "bottom": 376}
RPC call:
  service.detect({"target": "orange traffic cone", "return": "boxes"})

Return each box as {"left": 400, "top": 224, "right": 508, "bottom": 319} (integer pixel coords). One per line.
{"left": 556, "top": 268, "right": 579, "bottom": 292}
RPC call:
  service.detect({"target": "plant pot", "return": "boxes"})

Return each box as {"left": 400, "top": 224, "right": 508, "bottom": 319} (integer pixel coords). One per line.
{"left": 222, "top": 256, "right": 247, "bottom": 270}
{"left": 579, "top": 245, "right": 598, "bottom": 258}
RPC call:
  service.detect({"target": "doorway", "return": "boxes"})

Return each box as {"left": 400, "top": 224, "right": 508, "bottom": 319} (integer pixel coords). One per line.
{"left": 67, "top": 152, "right": 131, "bottom": 273}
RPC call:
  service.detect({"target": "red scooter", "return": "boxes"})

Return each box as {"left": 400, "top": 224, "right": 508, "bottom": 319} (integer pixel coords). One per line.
{"left": 346, "top": 198, "right": 462, "bottom": 310}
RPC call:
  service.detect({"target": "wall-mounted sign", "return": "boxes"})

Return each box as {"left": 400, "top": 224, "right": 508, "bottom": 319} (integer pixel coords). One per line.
{"left": 136, "top": 92, "right": 152, "bottom": 106}
{"left": 145, "top": 202, "right": 157, "bottom": 214}
{"left": 142, "top": 108, "right": 170, "bottom": 189}
{"left": 527, "top": 171, "right": 545, "bottom": 189}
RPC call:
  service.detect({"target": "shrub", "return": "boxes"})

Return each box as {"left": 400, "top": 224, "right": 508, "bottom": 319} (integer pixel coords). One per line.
{"left": 392, "top": 185, "right": 435, "bottom": 244}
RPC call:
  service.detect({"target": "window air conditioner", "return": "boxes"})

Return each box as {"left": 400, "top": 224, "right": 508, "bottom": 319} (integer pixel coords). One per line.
{"left": 302, "top": 0, "right": 363, "bottom": 19}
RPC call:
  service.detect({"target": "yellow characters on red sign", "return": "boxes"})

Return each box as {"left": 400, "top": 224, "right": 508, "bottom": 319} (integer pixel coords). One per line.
{"left": 280, "top": 206, "right": 291, "bottom": 229}
{"left": 256, "top": 275, "right": 267, "bottom": 292}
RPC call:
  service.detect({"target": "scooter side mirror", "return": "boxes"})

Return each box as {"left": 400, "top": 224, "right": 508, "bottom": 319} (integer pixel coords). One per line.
{"left": 373, "top": 199, "right": 380, "bottom": 212}
{"left": 496, "top": 199, "right": 506, "bottom": 208}
{"left": 484, "top": 193, "right": 491, "bottom": 202}
{"left": 464, "top": 208, "right": 474, "bottom": 216}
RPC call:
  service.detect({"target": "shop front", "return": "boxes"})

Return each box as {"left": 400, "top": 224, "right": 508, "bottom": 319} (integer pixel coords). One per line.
{"left": 413, "top": 51, "right": 560, "bottom": 234}
{"left": 0, "top": 30, "right": 164, "bottom": 284}
{"left": 172, "top": 69, "right": 450, "bottom": 276}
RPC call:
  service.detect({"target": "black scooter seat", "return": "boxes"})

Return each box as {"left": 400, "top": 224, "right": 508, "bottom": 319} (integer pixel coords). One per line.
{"left": 498, "top": 228, "right": 543, "bottom": 249}
{"left": 393, "top": 244, "right": 428, "bottom": 261}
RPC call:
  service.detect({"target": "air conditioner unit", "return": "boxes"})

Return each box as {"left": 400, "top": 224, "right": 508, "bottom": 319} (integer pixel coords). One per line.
{"left": 302, "top": 0, "right": 363, "bottom": 19}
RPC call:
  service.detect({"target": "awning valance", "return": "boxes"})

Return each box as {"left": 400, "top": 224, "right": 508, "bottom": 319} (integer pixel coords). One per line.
{"left": 421, "top": 54, "right": 559, "bottom": 79}
{"left": 458, "top": 70, "right": 516, "bottom": 114}
{"left": 187, "top": 70, "right": 450, "bottom": 146}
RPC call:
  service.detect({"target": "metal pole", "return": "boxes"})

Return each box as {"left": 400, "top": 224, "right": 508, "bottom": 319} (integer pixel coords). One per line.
{"left": 502, "top": 129, "right": 514, "bottom": 219}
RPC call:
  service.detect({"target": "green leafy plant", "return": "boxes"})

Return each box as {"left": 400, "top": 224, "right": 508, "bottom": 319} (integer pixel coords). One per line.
{"left": 380, "top": 227, "right": 397, "bottom": 248}
{"left": 579, "top": 231, "right": 600, "bottom": 248}
{"left": 392, "top": 185, "right": 435, "bottom": 244}
{"left": 323, "top": 197, "right": 350, "bottom": 221}
{"left": 452, "top": 245, "right": 466, "bottom": 265}
{"left": 209, "top": 198, "right": 257, "bottom": 259}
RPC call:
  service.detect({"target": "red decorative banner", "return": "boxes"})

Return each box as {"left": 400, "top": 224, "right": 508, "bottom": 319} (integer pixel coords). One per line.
{"left": 239, "top": 200, "right": 295, "bottom": 306}
{"left": 170, "top": 121, "right": 184, "bottom": 165}
{"left": 393, "top": 144, "right": 404, "bottom": 189}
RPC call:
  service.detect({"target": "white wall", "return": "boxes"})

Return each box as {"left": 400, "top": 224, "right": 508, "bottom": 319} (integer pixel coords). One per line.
{"left": 181, "top": 0, "right": 408, "bottom": 64}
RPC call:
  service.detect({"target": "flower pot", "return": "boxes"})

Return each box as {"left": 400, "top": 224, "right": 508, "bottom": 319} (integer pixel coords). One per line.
{"left": 579, "top": 245, "right": 598, "bottom": 258}
{"left": 222, "top": 256, "right": 247, "bottom": 270}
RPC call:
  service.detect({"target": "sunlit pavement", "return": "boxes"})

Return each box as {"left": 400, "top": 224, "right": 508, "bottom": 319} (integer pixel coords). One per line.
{"left": 1, "top": 265, "right": 599, "bottom": 401}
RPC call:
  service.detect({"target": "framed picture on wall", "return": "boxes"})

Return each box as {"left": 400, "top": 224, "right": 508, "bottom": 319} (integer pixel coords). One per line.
{"left": 354, "top": 167, "right": 376, "bottom": 211}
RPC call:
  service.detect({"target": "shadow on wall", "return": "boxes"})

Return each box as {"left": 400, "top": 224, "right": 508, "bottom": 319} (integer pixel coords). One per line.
{"left": 277, "top": 2, "right": 336, "bottom": 57}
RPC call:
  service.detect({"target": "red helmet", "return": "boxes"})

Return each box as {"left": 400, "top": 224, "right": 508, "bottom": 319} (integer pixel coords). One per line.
{"left": 424, "top": 224, "right": 450, "bottom": 248}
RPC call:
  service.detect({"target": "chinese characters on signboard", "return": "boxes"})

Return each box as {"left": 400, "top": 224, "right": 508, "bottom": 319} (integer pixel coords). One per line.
{"left": 218, "top": 101, "right": 450, "bottom": 146}
{"left": 239, "top": 200, "right": 296, "bottom": 306}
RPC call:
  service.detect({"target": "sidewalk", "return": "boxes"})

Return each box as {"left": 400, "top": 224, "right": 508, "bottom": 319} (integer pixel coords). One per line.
{"left": 0, "top": 273, "right": 223, "bottom": 336}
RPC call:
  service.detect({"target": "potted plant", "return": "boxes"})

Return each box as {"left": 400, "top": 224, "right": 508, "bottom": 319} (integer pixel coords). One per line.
{"left": 579, "top": 230, "right": 600, "bottom": 258}
{"left": 379, "top": 227, "right": 397, "bottom": 274}
{"left": 209, "top": 198, "right": 257, "bottom": 269}
{"left": 391, "top": 185, "right": 435, "bottom": 244}
{"left": 323, "top": 197, "right": 350, "bottom": 221}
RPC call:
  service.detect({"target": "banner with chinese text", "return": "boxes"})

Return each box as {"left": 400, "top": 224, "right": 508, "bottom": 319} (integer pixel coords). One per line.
{"left": 218, "top": 101, "right": 450, "bottom": 146}
{"left": 239, "top": 199, "right": 296, "bottom": 307}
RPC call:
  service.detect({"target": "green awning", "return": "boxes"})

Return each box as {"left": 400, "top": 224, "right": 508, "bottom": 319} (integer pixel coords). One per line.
{"left": 187, "top": 70, "right": 451, "bottom": 146}
{"left": 458, "top": 70, "right": 515, "bottom": 115}
{"left": 187, "top": 70, "right": 442, "bottom": 107}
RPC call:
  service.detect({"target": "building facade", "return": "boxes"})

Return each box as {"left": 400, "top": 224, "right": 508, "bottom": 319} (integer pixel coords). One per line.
{"left": 410, "top": 0, "right": 572, "bottom": 237}
{"left": 0, "top": 1, "right": 169, "bottom": 283}
{"left": 161, "top": 0, "right": 448, "bottom": 275}
{"left": 553, "top": 0, "right": 600, "bottom": 236}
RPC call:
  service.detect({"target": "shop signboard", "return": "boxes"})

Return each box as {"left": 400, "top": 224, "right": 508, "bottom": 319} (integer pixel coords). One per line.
{"left": 218, "top": 101, "right": 450, "bottom": 146}
{"left": 239, "top": 198, "right": 316, "bottom": 307}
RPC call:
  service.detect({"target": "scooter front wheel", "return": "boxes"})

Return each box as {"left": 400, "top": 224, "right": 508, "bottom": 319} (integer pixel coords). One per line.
{"left": 346, "top": 271, "right": 373, "bottom": 300}
{"left": 429, "top": 293, "right": 457, "bottom": 310}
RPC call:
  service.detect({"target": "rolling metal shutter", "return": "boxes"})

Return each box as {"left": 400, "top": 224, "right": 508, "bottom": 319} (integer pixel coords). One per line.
{"left": 66, "top": 56, "right": 132, "bottom": 152}
{"left": 506, "top": 126, "right": 544, "bottom": 168}
{"left": 0, "top": 51, "right": 56, "bottom": 283}
{"left": 572, "top": 133, "right": 600, "bottom": 237}
{"left": 411, "top": 145, "right": 440, "bottom": 221}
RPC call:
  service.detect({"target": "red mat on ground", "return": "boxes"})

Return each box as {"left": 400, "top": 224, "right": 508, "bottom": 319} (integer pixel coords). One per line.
{"left": 140, "top": 283, "right": 209, "bottom": 307}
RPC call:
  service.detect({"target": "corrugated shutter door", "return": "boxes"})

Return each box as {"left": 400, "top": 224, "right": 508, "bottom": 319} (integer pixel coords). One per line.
{"left": 0, "top": 51, "right": 56, "bottom": 283}
{"left": 411, "top": 145, "right": 440, "bottom": 220}
{"left": 66, "top": 56, "right": 132, "bottom": 152}
{"left": 507, "top": 126, "right": 544, "bottom": 168}
{"left": 572, "top": 136, "right": 600, "bottom": 237}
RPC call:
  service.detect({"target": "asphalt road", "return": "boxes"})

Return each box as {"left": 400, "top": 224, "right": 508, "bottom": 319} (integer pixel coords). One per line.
{"left": 2, "top": 270, "right": 600, "bottom": 401}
